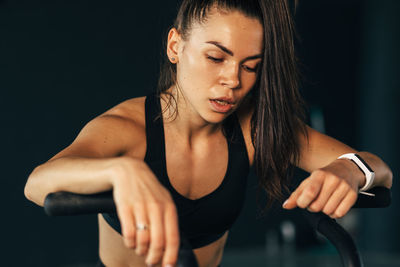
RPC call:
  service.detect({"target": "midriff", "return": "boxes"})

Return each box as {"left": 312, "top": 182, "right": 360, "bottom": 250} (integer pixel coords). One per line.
{"left": 98, "top": 214, "right": 228, "bottom": 267}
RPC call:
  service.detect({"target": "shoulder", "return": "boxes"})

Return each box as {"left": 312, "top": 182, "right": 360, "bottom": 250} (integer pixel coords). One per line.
{"left": 235, "top": 96, "right": 255, "bottom": 166}
{"left": 102, "top": 96, "right": 146, "bottom": 125}
{"left": 49, "top": 96, "right": 148, "bottom": 161}
{"left": 99, "top": 96, "right": 147, "bottom": 158}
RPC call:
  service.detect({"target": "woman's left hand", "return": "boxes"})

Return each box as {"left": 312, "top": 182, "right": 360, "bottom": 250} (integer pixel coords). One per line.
{"left": 282, "top": 159, "right": 365, "bottom": 218}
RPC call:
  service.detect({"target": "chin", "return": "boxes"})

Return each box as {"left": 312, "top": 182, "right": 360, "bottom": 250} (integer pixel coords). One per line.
{"left": 203, "top": 112, "right": 230, "bottom": 124}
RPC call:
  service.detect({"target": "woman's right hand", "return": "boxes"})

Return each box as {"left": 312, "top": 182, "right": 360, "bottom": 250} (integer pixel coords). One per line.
{"left": 111, "top": 157, "right": 180, "bottom": 267}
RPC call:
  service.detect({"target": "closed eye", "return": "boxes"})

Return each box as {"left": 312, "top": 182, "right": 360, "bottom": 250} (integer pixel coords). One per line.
{"left": 207, "top": 56, "right": 223, "bottom": 63}
{"left": 207, "top": 56, "right": 259, "bottom": 73}
{"left": 243, "top": 65, "right": 259, "bottom": 73}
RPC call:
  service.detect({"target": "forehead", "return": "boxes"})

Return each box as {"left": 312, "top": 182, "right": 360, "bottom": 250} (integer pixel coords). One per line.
{"left": 188, "top": 9, "right": 264, "bottom": 55}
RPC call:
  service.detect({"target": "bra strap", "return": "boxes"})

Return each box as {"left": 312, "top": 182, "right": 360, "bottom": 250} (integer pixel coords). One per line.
{"left": 144, "top": 93, "right": 165, "bottom": 163}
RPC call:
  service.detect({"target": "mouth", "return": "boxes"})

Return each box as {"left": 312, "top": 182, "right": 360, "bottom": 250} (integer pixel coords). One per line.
{"left": 209, "top": 98, "right": 235, "bottom": 113}
{"left": 212, "top": 99, "right": 232, "bottom": 105}
{"left": 210, "top": 97, "right": 235, "bottom": 105}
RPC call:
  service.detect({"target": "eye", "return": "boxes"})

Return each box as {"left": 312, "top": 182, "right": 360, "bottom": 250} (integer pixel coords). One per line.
{"left": 207, "top": 56, "right": 224, "bottom": 63}
{"left": 242, "top": 64, "right": 259, "bottom": 73}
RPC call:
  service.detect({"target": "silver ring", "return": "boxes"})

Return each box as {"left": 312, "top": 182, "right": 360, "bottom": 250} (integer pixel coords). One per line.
{"left": 136, "top": 223, "right": 149, "bottom": 231}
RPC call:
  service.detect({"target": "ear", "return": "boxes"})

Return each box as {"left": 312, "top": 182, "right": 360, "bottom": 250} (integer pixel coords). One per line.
{"left": 166, "top": 27, "right": 182, "bottom": 64}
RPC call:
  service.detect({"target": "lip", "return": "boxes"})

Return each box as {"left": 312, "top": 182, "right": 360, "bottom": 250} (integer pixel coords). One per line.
{"left": 211, "top": 97, "right": 235, "bottom": 104}
{"left": 209, "top": 99, "right": 234, "bottom": 113}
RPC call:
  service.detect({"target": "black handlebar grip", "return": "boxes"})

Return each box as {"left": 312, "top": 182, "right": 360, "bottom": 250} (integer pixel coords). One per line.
{"left": 353, "top": 187, "right": 391, "bottom": 208}
{"left": 44, "top": 191, "right": 199, "bottom": 267}
{"left": 44, "top": 191, "right": 115, "bottom": 216}
{"left": 177, "top": 234, "right": 199, "bottom": 267}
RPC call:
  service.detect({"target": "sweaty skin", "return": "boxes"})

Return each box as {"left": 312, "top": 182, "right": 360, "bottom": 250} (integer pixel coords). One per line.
{"left": 98, "top": 7, "right": 393, "bottom": 266}
{"left": 98, "top": 8, "right": 262, "bottom": 267}
{"left": 97, "top": 94, "right": 254, "bottom": 267}
{"left": 25, "top": 6, "right": 392, "bottom": 267}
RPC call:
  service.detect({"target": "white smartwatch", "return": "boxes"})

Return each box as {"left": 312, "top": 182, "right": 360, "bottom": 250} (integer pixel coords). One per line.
{"left": 338, "top": 153, "right": 375, "bottom": 196}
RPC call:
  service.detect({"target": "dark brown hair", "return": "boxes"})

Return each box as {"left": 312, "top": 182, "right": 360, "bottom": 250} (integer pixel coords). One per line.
{"left": 157, "top": 0, "right": 308, "bottom": 210}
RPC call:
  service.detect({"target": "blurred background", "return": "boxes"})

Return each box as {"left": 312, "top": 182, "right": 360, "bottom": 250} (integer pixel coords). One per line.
{"left": 1, "top": 0, "right": 398, "bottom": 266}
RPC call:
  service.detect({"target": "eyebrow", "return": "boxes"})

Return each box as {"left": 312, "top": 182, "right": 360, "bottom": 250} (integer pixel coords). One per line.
{"left": 205, "top": 41, "right": 262, "bottom": 61}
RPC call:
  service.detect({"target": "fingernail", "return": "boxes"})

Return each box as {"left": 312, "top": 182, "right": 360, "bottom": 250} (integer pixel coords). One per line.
{"left": 165, "top": 265, "right": 173, "bottom": 267}
{"left": 282, "top": 199, "right": 288, "bottom": 208}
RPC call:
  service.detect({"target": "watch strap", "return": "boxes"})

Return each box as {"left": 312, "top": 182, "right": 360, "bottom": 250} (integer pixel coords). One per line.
{"left": 338, "top": 153, "right": 375, "bottom": 193}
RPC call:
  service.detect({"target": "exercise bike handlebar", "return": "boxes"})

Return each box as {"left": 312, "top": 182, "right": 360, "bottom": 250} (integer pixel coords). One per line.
{"left": 300, "top": 186, "right": 391, "bottom": 267}
{"left": 43, "top": 186, "right": 391, "bottom": 216}
{"left": 43, "top": 186, "right": 391, "bottom": 267}
{"left": 44, "top": 190, "right": 115, "bottom": 216}
{"left": 44, "top": 191, "right": 199, "bottom": 267}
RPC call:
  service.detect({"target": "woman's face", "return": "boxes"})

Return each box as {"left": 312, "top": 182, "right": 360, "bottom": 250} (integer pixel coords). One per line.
{"left": 168, "top": 8, "right": 263, "bottom": 124}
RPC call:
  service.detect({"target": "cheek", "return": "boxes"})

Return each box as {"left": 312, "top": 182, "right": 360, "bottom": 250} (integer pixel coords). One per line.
{"left": 242, "top": 70, "right": 259, "bottom": 86}
{"left": 182, "top": 49, "right": 217, "bottom": 78}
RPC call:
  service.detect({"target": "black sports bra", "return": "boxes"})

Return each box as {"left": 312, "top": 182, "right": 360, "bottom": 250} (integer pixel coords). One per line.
{"left": 102, "top": 92, "right": 250, "bottom": 249}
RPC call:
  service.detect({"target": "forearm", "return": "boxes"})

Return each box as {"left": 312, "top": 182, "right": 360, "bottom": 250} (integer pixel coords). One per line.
{"left": 285, "top": 150, "right": 393, "bottom": 218}
{"left": 287, "top": 127, "right": 393, "bottom": 218}
{"left": 24, "top": 156, "right": 127, "bottom": 207}
{"left": 299, "top": 127, "right": 393, "bottom": 190}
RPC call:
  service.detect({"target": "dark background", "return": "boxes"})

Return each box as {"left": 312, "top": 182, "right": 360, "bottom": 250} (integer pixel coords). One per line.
{"left": 1, "top": 0, "right": 399, "bottom": 266}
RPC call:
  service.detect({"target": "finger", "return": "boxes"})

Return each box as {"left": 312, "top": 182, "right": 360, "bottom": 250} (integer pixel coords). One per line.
{"left": 145, "top": 203, "right": 165, "bottom": 266}
{"left": 162, "top": 202, "right": 180, "bottom": 267}
{"left": 283, "top": 179, "right": 309, "bottom": 209}
{"left": 134, "top": 203, "right": 151, "bottom": 256}
{"left": 322, "top": 182, "right": 350, "bottom": 216}
{"left": 330, "top": 190, "right": 358, "bottom": 218}
{"left": 296, "top": 177, "right": 323, "bottom": 209}
{"left": 307, "top": 175, "right": 340, "bottom": 212}
{"left": 117, "top": 204, "right": 136, "bottom": 248}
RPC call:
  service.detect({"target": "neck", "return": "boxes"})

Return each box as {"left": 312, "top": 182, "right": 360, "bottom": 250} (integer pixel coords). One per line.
{"left": 160, "top": 86, "right": 223, "bottom": 144}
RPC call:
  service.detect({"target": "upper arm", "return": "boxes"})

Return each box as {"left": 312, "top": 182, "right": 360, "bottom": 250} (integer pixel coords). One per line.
{"left": 297, "top": 126, "right": 358, "bottom": 173}
{"left": 48, "top": 98, "right": 146, "bottom": 162}
{"left": 236, "top": 96, "right": 358, "bottom": 172}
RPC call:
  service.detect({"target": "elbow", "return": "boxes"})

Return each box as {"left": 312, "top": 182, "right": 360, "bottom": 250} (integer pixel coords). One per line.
{"left": 383, "top": 156, "right": 394, "bottom": 189}
{"left": 24, "top": 182, "right": 42, "bottom": 207}
{"left": 24, "top": 166, "right": 46, "bottom": 207}
{"left": 23, "top": 182, "right": 32, "bottom": 202}
{"left": 386, "top": 168, "right": 393, "bottom": 189}
{"left": 24, "top": 183, "right": 43, "bottom": 207}
{"left": 379, "top": 161, "right": 394, "bottom": 189}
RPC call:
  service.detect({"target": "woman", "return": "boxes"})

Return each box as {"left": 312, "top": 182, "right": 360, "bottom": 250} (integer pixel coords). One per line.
{"left": 24, "top": 0, "right": 393, "bottom": 267}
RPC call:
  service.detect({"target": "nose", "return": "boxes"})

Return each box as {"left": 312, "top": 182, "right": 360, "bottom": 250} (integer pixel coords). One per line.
{"left": 220, "top": 62, "right": 241, "bottom": 89}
